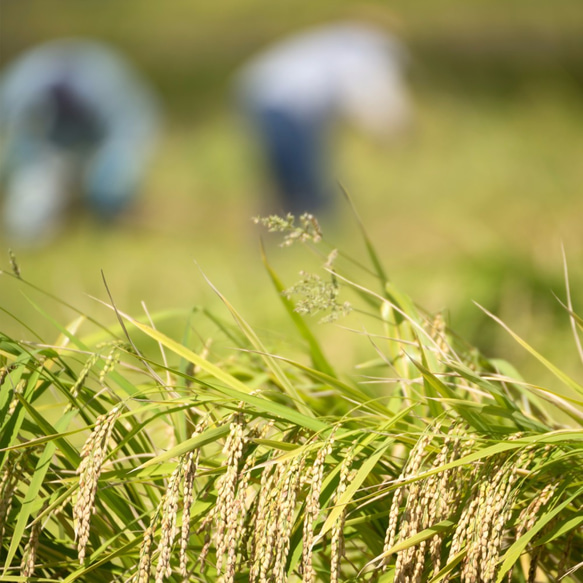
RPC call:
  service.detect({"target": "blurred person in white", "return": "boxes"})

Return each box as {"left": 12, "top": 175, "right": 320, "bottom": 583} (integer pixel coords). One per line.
{"left": 0, "top": 39, "right": 160, "bottom": 246}
{"left": 235, "top": 22, "right": 412, "bottom": 215}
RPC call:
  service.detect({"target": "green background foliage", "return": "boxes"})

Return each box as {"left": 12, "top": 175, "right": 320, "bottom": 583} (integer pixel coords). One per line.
{"left": 1, "top": 1, "right": 583, "bottom": 392}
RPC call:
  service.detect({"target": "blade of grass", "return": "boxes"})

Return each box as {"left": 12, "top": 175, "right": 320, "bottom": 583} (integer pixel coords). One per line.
{"left": 477, "top": 302, "right": 583, "bottom": 398}
{"left": 365, "top": 519, "right": 455, "bottom": 568}
{"left": 197, "top": 264, "right": 316, "bottom": 419}
{"left": 113, "top": 310, "right": 328, "bottom": 432}
{"left": 339, "top": 183, "right": 389, "bottom": 287}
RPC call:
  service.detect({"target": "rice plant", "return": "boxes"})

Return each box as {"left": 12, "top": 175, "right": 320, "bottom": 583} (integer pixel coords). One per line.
{"left": 1, "top": 213, "right": 582, "bottom": 582}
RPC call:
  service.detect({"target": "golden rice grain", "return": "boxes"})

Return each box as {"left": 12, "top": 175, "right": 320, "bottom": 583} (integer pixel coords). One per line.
{"left": 330, "top": 446, "right": 355, "bottom": 583}
{"left": 0, "top": 450, "right": 23, "bottom": 548}
{"left": 215, "top": 413, "right": 247, "bottom": 576}
{"left": 7, "top": 379, "right": 25, "bottom": 416}
{"left": 155, "top": 462, "right": 183, "bottom": 582}
{"left": 135, "top": 525, "right": 154, "bottom": 583}
{"left": 302, "top": 430, "right": 336, "bottom": 583}
{"left": 74, "top": 406, "right": 120, "bottom": 564}
{"left": 251, "top": 460, "right": 277, "bottom": 582}
{"left": 179, "top": 445, "right": 201, "bottom": 577}
{"left": 274, "top": 453, "right": 307, "bottom": 582}
{"left": 20, "top": 513, "right": 42, "bottom": 578}
{"left": 382, "top": 430, "right": 434, "bottom": 571}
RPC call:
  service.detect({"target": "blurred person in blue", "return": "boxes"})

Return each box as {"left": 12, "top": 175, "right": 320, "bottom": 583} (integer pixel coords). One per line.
{"left": 235, "top": 22, "right": 412, "bottom": 215}
{"left": 0, "top": 39, "right": 160, "bottom": 245}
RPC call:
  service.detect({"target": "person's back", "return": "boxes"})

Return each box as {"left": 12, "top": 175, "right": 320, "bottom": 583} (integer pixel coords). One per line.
{"left": 238, "top": 24, "right": 409, "bottom": 124}
{"left": 0, "top": 39, "right": 160, "bottom": 245}
{"left": 235, "top": 22, "right": 412, "bottom": 214}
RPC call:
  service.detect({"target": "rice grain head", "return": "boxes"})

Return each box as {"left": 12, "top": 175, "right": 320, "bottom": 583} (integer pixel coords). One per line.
{"left": 155, "top": 462, "right": 184, "bottom": 583}
{"left": 214, "top": 413, "right": 247, "bottom": 576}
{"left": 382, "top": 428, "right": 435, "bottom": 572}
{"left": 429, "top": 425, "right": 466, "bottom": 576}
{"left": 179, "top": 443, "right": 202, "bottom": 577}
{"left": 330, "top": 445, "right": 355, "bottom": 583}
{"left": 7, "top": 379, "right": 25, "bottom": 416}
{"left": 74, "top": 405, "right": 121, "bottom": 564}
{"left": 273, "top": 452, "right": 307, "bottom": 583}
{"left": 135, "top": 524, "right": 155, "bottom": 583}
{"left": 0, "top": 450, "right": 24, "bottom": 547}
{"left": 66, "top": 353, "right": 100, "bottom": 412}
{"left": 251, "top": 459, "right": 278, "bottom": 582}
{"left": 20, "top": 512, "right": 43, "bottom": 578}
{"left": 509, "top": 475, "right": 559, "bottom": 583}
{"left": 302, "top": 429, "right": 336, "bottom": 583}
{"left": 97, "top": 342, "right": 122, "bottom": 386}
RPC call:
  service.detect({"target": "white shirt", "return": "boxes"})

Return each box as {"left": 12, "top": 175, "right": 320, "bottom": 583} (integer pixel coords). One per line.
{"left": 236, "top": 23, "right": 411, "bottom": 134}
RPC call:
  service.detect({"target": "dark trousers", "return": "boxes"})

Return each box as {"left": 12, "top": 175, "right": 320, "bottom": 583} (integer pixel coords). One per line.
{"left": 254, "top": 106, "right": 330, "bottom": 214}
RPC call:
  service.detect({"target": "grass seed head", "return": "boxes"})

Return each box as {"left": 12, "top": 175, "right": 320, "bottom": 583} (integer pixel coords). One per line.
{"left": 8, "top": 248, "right": 21, "bottom": 278}
{"left": 253, "top": 212, "right": 322, "bottom": 246}
{"left": 284, "top": 271, "right": 352, "bottom": 323}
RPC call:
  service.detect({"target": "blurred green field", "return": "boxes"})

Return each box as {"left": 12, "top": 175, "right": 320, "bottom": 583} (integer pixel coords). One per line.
{"left": 1, "top": 0, "right": 583, "bottom": 388}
